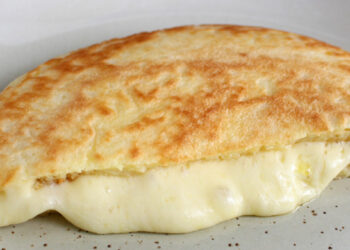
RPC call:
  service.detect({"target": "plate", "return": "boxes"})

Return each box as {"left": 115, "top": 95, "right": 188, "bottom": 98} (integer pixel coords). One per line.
{"left": 0, "top": 0, "right": 349, "bottom": 249}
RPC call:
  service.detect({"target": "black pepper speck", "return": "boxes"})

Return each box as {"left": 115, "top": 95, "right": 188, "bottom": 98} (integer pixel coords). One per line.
{"left": 228, "top": 243, "right": 232, "bottom": 247}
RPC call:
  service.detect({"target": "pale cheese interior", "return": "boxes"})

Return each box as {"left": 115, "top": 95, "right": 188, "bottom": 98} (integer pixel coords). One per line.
{"left": 1, "top": 141, "right": 350, "bottom": 234}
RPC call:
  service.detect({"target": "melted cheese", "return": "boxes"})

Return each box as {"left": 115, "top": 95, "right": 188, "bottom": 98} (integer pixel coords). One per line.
{"left": 1, "top": 141, "right": 350, "bottom": 234}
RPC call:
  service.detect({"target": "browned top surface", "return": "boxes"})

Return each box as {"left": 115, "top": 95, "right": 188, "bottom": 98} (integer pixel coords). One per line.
{"left": 1, "top": 25, "right": 350, "bottom": 187}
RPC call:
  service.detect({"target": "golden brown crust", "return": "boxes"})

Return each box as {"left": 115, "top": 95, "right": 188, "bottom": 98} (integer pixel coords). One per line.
{"left": 1, "top": 24, "right": 350, "bottom": 187}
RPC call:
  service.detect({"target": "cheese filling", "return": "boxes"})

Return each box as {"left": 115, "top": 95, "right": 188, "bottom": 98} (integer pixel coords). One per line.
{"left": 1, "top": 141, "right": 350, "bottom": 234}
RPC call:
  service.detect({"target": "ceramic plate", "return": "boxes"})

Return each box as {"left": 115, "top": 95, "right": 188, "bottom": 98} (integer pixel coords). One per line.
{"left": 0, "top": 0, "right": 349, "bottom": 249}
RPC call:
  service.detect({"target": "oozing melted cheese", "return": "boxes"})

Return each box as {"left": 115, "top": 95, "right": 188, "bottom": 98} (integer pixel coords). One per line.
{"left": 1, "top": 141, "right": 350, "bottom": 234}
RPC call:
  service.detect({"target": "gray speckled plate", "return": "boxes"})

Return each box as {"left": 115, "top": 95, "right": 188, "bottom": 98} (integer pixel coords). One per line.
{"left": 0, "top": 179, "right": 349, "bottom": 250}
{"left": 0, "top": 0, "right": 350, "bottom": 249}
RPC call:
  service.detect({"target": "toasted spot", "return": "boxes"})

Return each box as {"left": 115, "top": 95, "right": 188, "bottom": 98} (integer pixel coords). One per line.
{"left": 338, "top": 64, "right": 350, "bottom": 73}
{"left": 95, "top": 153, "right": 103, "bottom": 160}
{"left": 0, "top": 168, "right": 19, "bottom": 187}
{"left": 218, "top": 24, "right": 269, "bottom": 34}
{"left": 125, "top": 116, "right": 165, "bottom": 132}
{"left": 133, "top": 87, "right": 159, "bottom": 102}
{"left": 97, "top": 104, "right": 114, "bottom": 116}
{"left": 129, "top": 145, "right": 140, "bottom": 159}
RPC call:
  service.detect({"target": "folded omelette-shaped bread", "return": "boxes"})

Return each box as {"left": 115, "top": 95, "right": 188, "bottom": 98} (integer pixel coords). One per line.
{"left": 1, "top": 25, "right": 350, "bottom": 234}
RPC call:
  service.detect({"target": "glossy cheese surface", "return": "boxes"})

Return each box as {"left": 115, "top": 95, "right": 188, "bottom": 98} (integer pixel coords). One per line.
{"left": 1, "top": 141, "right": 349, "bottom": 233}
